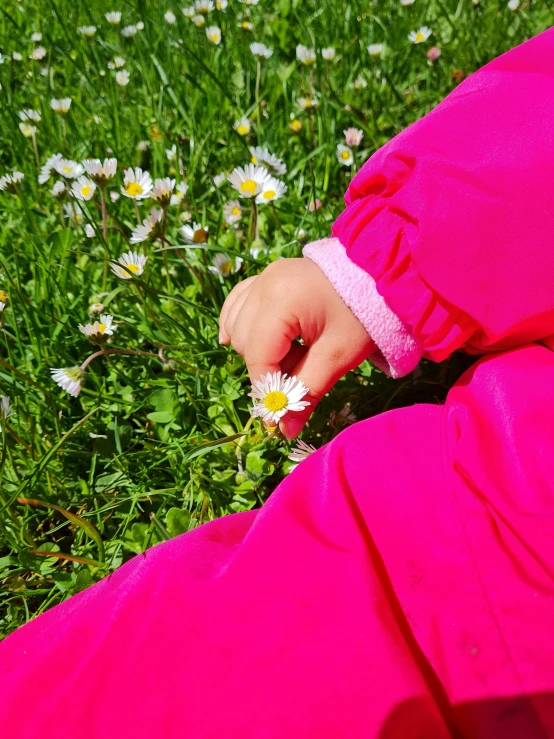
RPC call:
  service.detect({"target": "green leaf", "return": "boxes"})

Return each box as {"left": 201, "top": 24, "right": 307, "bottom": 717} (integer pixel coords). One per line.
{"left": 165, "top": 507, "right": 190, "bottom": 538}
{"left": 146, "top": 411, "right": 175, "bottom": 424}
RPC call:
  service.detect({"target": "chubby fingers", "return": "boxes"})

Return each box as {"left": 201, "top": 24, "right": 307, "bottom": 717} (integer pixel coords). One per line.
{"left": 219, "top": 275, "right": 257, "bottom": 344}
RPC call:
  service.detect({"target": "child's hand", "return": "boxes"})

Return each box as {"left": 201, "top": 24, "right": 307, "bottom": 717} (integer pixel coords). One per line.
{"left": 219, "top": 258, "right": 375, "bottom": 439}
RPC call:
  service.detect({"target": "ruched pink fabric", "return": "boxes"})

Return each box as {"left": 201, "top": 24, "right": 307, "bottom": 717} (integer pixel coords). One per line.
{"left": 333, "top": 27, "right": 554, "bottom": 362}
{"left": 2, "top": 28, "right": 554, "bottom": 738}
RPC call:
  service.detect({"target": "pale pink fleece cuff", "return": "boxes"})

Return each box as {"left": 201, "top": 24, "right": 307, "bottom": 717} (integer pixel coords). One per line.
{"left": 303, "top": 238, "right": 422, "bottom": 378}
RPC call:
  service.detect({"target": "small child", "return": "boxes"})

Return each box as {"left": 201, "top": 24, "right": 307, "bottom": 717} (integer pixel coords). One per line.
{"left": 2, "top": 28, "right": 554, "bottom": 738}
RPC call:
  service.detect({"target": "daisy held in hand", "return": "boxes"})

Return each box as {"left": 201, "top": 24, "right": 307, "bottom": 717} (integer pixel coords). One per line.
{"left": 249, "top": 372, "right": 310, "bottom": 427}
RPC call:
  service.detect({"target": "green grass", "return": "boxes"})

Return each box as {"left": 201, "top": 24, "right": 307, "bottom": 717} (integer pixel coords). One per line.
{"left": 0, "top": 0, "right": 551, "bottom": 636}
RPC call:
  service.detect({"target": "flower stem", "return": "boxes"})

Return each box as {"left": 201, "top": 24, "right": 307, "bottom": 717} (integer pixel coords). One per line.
{"left": 80, "top": 347, "right": 161, "bottom": 372}
{"left": 255, "top": 60, "right": 261, "bottom": 129}
{"left": 31, "top": 132, "right": 40, "bottom": 170}
{"left": 161, "top": 208, "right": 172, "bottom": 293}
{"left": 134, "top": 200, "right": 141, "bottom": 225}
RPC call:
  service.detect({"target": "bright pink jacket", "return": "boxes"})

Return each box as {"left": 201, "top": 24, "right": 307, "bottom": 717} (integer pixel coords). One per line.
{"left": 2, "top": 29, "right": 554, "bottom": 738}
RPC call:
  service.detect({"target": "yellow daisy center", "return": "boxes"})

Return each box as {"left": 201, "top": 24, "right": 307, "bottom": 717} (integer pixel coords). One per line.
{"left": 263, "top": 190, "right": 276, "bottom": 199}
{"left": 341, "top": 151, "right": 350, "bottom": 160}
{"left": 81, "top": 185, "right": 91, "bottom": 197}
{"left": 241, "top": 179, "right": 257, "bottom": 195}
{"left": 251, "top": 156, "right": 258, "bottom": 163}
{"left": 63, "top": 167, "right": 72, "bottom": 173}
{"left": 126, "top": 182, "right": 143, "bottom": 196}
{"left": 192, "top": 228, "right": 208, "bottom": 243}
{"left": 291, "top": 120, "right": 302, "bottom": 132}
{"left": 415, "top": 32, "right": 424, "bottom": 41}
{"left": 237, "top": 125, "right": 249, "bottom": 135}
{"left": 98, "top": 323, "right": 106, "bottom": 333}
{"left": 0, "top": 291, "right": 8, "bottom": 302}
{"left": 126, "top": 263, "right": 140, "bottom": 273}
{"left": 232, "top": 207, "right": 241, "bottom": 216}
{"left": 263, "top": 391, "right": 288, "bottom": 412}
{"left": 220, "top": 261, "right": 232, "bottom": 275}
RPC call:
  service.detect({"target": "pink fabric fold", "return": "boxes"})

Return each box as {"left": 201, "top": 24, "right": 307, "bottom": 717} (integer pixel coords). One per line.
{"left": 303, "top": 237, "right": 422, "bottom": 378}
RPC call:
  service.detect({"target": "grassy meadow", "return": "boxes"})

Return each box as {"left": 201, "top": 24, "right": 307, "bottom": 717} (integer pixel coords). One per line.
{"left": 0, "top": 0, "right": 551, "bottom": 636}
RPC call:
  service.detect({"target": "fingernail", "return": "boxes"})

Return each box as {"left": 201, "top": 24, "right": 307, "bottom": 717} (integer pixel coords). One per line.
{"left": 218, "top": 329, "right": 225, "bottom": 344}
{"left": 281, "top": 417, "right": 304, "bottom": 440}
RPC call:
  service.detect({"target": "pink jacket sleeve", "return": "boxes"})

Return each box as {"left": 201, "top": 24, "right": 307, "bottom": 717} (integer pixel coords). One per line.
{"left": 304, "top": 28, "right": 554, "bottom": 378}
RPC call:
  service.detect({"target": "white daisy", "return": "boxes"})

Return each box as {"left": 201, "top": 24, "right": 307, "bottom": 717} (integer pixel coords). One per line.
{"left": 83, "top": 157, "right": 117, "bottom": 185}
{"left": 330, "top": 402, "right": 357, "bottom": 425}
{"left": 508, "top": 0, "right": 520, "bottom": 8}
{"left": 130, "top": 207, "right": 163, "bottom": 243}
{"left": 121, "top": 167, "right": 153, "bottom": 199}
{"left": 85, "top": 224, "right": 95, "bottom": 238}
{"left": 137, "top": 21, "right": 144, "bottom": 29}
{"left": 228, "top": 164, "right": 270, "bottom": 198}
{"left": 234, "top": 117, "right": 251, "bottom": 136}
{"left": 0, "top": 291, "right": 8, "bottom": 313}
{"left": 288, "top": 438, "right": 317, "bottom": 463}
{"left": 367, "top": 43, "right": 384, "bottom": 58}
{"left": 249, "top": 371, "right": 310, "bottom": 425}
{"left": 55, "top": 158, "right": 85, "bottom": 179}
{"left": 108, "top": 56, "right": 126, "bottom": 69}
{"left": 296, "top": 44, "right": 316, "bottom": 65}
{"left": 64, "top": 202, "right": 85, "bottom": 226}
{"left": 79, "top": 26, "right": 97, "bottom": 36}
{"left": 165, "top": 10, "right": 176, "bottom": 22}
{"left": 249, "top": 146, "right": 287, "bottom": 176}
{"left": 78, "top": 314, "right": 117, "bottom": 344}
{"left": 121, "top": 25, "right": 137, "bottom": 37}
{"left": 206, "top": 25, "right": 221, "bottom": 44}
{"left": 50, "top": 367, "right": 84, "bottom": 397}
{"left": 213, "top": 172, "right": 227, "bottom": 188}
{"left": 297, "top": 96, "right": 319, "bottom": 110}
{"left": 409, "top": 26, "right": 432, "bottom": 43}
{"left": 170, "top": 181, "right": 188, "bottom": 205}
{"left": 166, "top": 144, "right": 177, "bottom": 161}
{"left": 39, "top": 153, "right": 63, "bottom": 184}
{"left": 0, "top": 172, "right": 24, "bottom": 193}
{"left": 19, "top": 109, "right": 41, "bottom": 122}
{"left": 115, "top": 69, "right": 130, "bottom": 85}
{"left": 31, "top": 32, "right": 43, "bottom": 42}
{"left": 71, "top": 176, "right": 96, "bottom": 201}
{"left": 181, "top": 221, "right": 209, "bottom": 244}
{"left": 400, "top": 0, "right": 416, "bottom": 4}
{"left": 321, "top": 47, "right": 335, "bottom": 61}
{"left": 192, "top": 14, "right": 206, "bottom": 25}
{"left": 89, "top": 303, "right": 105, "bottom": 314}
{"left": 336, "top": 144, "right": 353, "bottom": 166}
{"left": 30, "top": 47, "right": 47, "bottom": 60}
{"left": 239, "top": 19, "right": 253, "bottom": 30}
{"left": 224, "top": 200, "right": 242, "bottom": 225}
{"left": 0, "top": 395, "right": 12, "bottom": 428}
{"left": 137, "top": 140, "right": 149, "bottom": 151}
{"left": 195, "top": 0, "right": 214, "bottom": 13}
{"left": 351, "top": 75, "right": 367, "bottom": 90}
{"left": 255, "top": 176, "right": 287, "bottom": 204}
{"left": 182, "top": 6, "right": 195, "bottom": 17}
{"left": 19, "top": 122, "right": 36, "bottom": 138}
{"left": 151, "top": 177, "right": 176, "bottom": 207}
{"left": 50, "top": 180, "right": 66, "bottom": 198}
{"left": 105, "top": 11, "right": 122, "bottom": 24}
{"left": 12, "top": 52, "right": 22, "bottom": 61}
{"left": 250, "top": 42, "right": 272, "bottom": 60}
{"left": 216, "top": 0, "right": 228, "bottom": 8}
{"left": 111, "top": 251, "right": 148, "bottom": 279}
{"left": 344, "top": 128, "right": 363, "bottom": 147}
{"left": 208, "top": 253, "right": 243, "bottom": 277}
{"left": 50, "top": 98, "right": 72, "bottom": 114}
{"left": 110, "top": 191, "right": 120, "bottom": 202}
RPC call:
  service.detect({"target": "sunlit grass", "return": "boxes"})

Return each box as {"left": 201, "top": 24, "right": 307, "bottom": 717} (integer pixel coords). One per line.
{"left": 0, "top": 0, "right": 551, "bottom": 635}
